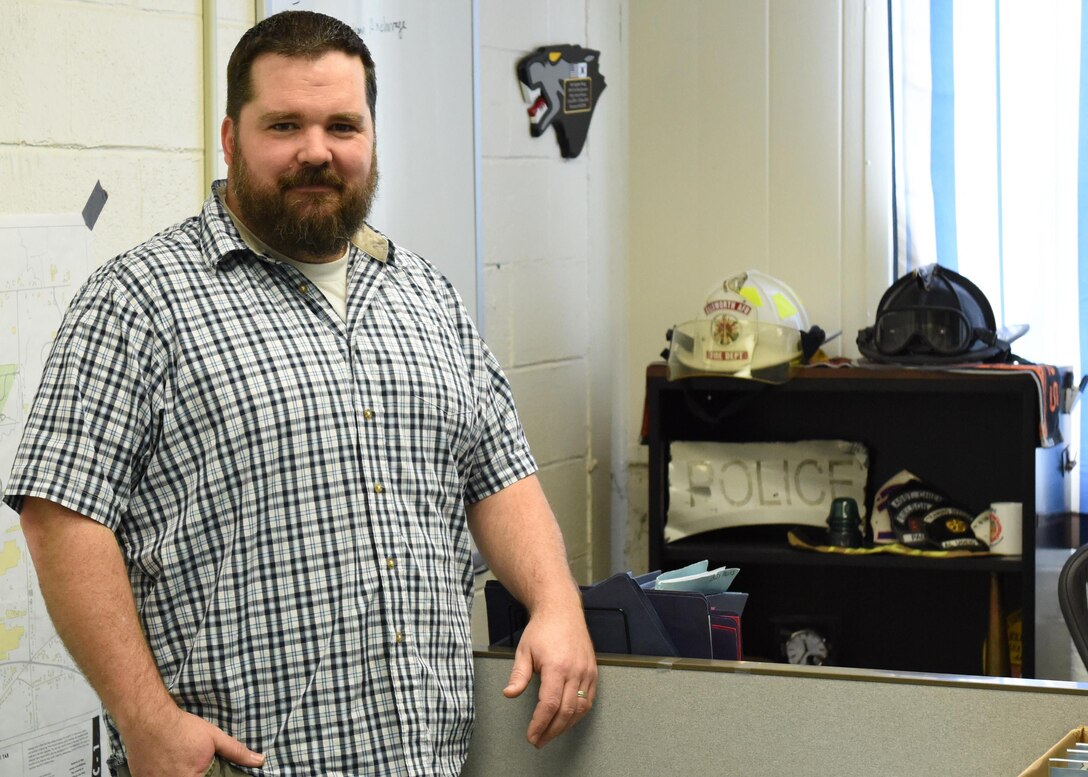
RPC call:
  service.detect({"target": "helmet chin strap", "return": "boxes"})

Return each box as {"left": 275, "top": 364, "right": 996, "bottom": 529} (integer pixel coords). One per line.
{"left": 972, "top": 327, "right": 999, "bottom": 347}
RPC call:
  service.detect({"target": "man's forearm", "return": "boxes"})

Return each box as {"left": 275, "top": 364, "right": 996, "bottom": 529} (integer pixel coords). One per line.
{"left": 20, "top": 497, "right": 176, "bottom": 733}
{"left": 466, "top": 474, "right": 597, "bottom": 748}
{"left": 466, "top": 475, "right": 582, "bottom": 615}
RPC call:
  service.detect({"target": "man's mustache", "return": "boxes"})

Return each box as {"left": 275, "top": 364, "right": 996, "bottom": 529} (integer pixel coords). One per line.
{"left": 280, "top": 166, "right": 345, "bottom": 191}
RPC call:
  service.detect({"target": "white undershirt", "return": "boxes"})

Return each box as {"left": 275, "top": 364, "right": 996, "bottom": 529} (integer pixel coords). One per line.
{"left": 280, "top": 252, "right": 349, "bottom": 321}
{"left": 220, "top": 191, "right": 350, "bottom": 321}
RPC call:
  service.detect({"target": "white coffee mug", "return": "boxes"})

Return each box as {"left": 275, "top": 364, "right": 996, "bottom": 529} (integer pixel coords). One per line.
{"left": 988, "top": 502, "right": 1023, "bottom": 555}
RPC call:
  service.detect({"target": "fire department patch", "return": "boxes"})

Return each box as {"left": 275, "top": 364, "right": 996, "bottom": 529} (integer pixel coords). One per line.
{"left": 712, "top": 314, "right": 741, "bottom": 345}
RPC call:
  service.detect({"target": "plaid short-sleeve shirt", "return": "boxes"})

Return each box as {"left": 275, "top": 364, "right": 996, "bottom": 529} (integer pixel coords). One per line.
{"left": 4, "top": 184, "right": 536, "bottom": 776}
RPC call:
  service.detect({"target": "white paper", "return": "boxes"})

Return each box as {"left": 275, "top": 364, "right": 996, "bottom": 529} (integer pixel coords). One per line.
{"left": 0, "top": 214, "right": 102, "bottom": 775}
{"left": 666, "top": 440, "right": 869, "bottom": 541}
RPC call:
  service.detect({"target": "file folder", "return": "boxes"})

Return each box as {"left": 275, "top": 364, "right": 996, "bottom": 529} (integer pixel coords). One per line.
{"left": 641, "top": 586, "right": 748, "bottom": 661}
{"left": 581, "top": 573, "right": 680, "bottom": 656}
{"left": 710, "top": 613, "right": 743, "bottom": 661}
{"left": 485, "top": 570, "right": 748, "bottom": 661}
{"left": 484, "top": 574, "right": 680, "bottom": 658}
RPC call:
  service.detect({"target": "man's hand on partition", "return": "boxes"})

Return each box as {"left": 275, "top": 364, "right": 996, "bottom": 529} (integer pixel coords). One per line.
{"left": 502, "top": 604, "right": 598, "bottom": 748}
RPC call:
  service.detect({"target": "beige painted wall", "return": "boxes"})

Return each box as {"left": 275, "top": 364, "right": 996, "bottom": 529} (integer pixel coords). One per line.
{"left": 620, "top": 0, "right": 891, "bottom": 571}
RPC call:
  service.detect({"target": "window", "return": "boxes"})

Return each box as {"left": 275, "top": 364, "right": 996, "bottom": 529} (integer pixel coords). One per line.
{"left": 890, "top": 0, "right": 1085, "bottom": 506}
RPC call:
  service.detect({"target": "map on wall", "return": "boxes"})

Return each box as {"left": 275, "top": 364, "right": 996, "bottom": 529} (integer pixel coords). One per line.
{"left": 0, "top": 214, "right": 103, "bottom": 777}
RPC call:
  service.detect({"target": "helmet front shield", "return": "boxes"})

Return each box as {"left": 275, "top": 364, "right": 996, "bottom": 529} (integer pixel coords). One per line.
{"left": 665, "top": 270, "right": 822, "bottom": 384}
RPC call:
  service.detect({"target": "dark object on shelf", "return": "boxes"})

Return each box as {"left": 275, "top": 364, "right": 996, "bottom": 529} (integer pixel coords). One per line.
{"left": 856, "top": 263, "right": 1010, "bottom": 365}
{"left": 1058, "top": 544, "right": 1088, "bottom": 673}
{"left": 826, "top": 497, "right": 863, "bottom": 547}
{"left": 872, "top": 472, "right": 987, "bottom": 551}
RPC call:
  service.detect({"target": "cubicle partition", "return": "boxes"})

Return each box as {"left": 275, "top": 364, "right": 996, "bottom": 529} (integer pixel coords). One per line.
{"left": 464, "top": 651, "right": 1088, "bottom": 776}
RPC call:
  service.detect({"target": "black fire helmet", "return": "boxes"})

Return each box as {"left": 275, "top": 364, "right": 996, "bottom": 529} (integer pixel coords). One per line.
{"left": 857, "top": 264, "right": 1010, "bottom": 365}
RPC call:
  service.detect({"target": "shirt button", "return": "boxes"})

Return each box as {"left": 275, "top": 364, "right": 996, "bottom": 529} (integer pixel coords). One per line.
{"left": 395, "top": 630, "right": 404, "bottom": 644}
{"left": 373, "top": 483, "right": 384, "bottom": 494}
{"left": 363, "top": 409, "right": 375, "bottom": 420}
{"left": 298, "top": 283, "right": 309, "bottom": 294}
{"left": 386, "top": 557, "right": 396, "bottom": 569}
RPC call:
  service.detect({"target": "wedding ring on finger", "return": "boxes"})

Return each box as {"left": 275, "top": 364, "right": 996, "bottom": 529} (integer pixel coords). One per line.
{"left": 576, "top": 689, "right": 587, "bottom": 699}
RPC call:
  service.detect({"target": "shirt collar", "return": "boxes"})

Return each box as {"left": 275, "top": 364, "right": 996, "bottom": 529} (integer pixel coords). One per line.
{"left": 199, "top": 180, "right": 394, "bottom": 269}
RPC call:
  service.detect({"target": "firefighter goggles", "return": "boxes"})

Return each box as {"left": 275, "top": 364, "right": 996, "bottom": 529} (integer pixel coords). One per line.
{"left": 873, "top": 307, "right": 993, "bottom": 356}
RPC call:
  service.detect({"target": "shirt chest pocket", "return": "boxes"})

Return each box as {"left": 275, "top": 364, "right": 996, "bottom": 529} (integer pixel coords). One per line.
{"left": 363, "top": 301, "right": 480, "bottom": 464}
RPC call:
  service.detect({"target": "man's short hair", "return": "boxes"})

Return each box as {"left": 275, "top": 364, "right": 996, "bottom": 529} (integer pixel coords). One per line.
{"left": 226, "top": 10, "right": 377, "bottom": 123}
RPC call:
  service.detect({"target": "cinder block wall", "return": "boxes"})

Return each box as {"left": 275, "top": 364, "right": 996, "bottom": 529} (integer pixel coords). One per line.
{"left": 478, "top": 0, "right": 627, "bottom": 585}
{"left": 5, "top": 2, "right": 209, "bottom": 263}
{"left": 473, "top": 1, "right": 628, "bottom": 644}
{"left": 2, "top": 0, "right": 628, "bottom": 589}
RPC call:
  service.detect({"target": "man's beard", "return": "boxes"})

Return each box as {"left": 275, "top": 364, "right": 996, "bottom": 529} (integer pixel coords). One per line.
{"left": 228, "top": 144, "right": 379, "bottom": 262}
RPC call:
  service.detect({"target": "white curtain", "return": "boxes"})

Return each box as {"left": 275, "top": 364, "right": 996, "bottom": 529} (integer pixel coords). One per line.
{"left": 890, "top": 0, "right": 1086, "bottom": 506}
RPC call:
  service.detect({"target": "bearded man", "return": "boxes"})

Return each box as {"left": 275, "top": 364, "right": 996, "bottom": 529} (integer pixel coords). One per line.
{"left": 5, "top": 11, "right": 595, "bottom": 777}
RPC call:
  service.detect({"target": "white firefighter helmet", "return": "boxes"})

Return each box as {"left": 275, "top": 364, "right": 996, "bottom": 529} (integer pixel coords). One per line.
{"left": 667, "top": 270, "right": 816, "bottom": 383}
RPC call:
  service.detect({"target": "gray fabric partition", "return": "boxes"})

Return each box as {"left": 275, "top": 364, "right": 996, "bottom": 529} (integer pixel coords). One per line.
{"left": 464, "top": 651, "right": 1088, "bottom": 776}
